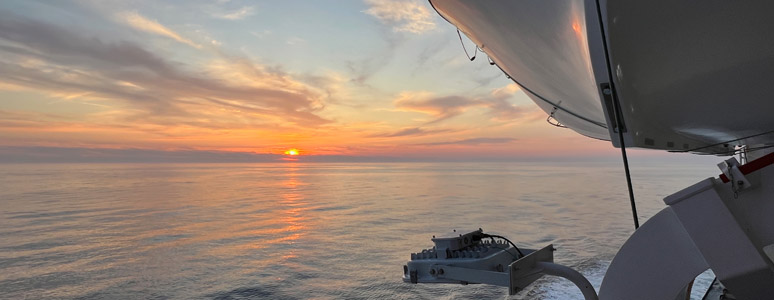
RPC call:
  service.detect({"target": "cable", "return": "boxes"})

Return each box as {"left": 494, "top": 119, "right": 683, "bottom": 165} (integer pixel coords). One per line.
{"left": 483, "top": 233, "right": 524, "bottom": 257}
{"left": 670, "top": 129, "right": 774, "bottom": 154}
{"left": 457, "top": 29, "right": 478, "bottom": 61}
{"left": 615, "top": 102, "right": 639, "bottom": 229}
{"left": 678, "top": 143, "right": 774, "bottom": 157}
{"left": 487, "top": 236, "right": 519, "bottom": 259}
{"left": 593, "top": 0, "right": 639, "bottom": 229}
{"left": 489, "top": 63, "right": 608, "bottom": 130}
{"left": 433, "top": 2, "right": 607, "bottom": 131}
{"left": 491, "top": 236, "right": 520, "bottom": 260}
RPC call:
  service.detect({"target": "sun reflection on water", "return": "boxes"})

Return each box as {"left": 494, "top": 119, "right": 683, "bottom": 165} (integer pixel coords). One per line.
{"left": 276, "top": 163, "right": 309, "bottom": 259}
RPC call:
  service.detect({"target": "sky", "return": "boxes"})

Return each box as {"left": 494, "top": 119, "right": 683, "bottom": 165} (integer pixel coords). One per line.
{"left": 0, "top": 0, "right": 641, "bottom": 161}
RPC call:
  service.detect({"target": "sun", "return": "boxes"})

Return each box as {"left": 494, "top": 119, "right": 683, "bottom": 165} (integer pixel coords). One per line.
{"left": 284, "top": 148, "right": 300, "bottom": 156}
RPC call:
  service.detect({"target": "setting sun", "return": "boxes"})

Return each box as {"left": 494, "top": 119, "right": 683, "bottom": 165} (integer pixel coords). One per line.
{"left": 284, "top": 149, "right": 300, "bottom": 156}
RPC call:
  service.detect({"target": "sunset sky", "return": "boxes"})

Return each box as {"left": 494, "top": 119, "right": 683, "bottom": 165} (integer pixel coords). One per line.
{"left": 0, "top": 0, "right": 635, "bottom": 161}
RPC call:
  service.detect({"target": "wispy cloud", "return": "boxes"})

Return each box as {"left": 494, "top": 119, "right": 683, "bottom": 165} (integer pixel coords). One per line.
{"left": 394, "top": 91, "right": 484, "bottom": 123}
{"left": 416, "top": 137, "right": 517, "bottom": 146}
{"left": 0, "top": 12, "right": 331, "bottom": 132}
{"left": 371, "top": 127, "right": 452, "bottom": 138}
{"left": 487, "top": 83, "right": 535, "bottom": 121}
{"left": 363, "top": 0, "right": 436, "bottom": 34}
{"left": 392, "top": 86, "right": 538, "bottom": 125}
{"left": 345, "top": 30, "right": 403, "bottom": 86}
{"left": 117, "top": 11, "right": 201, "bottom": 48}
{"left": 0, "top": 146, "right": 281, "bottom": 163}
{"left": 212, "top": 6, "right": 255, "bottom": 20}
{"left": 486, "top": 98, "right": 535, "bottom": 122}
{"left": 491, "top": 83, "right": 521, "bottom": 100}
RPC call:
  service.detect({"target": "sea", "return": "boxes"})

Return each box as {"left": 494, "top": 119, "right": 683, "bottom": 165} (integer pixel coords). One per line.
{"left": 0, "top": 158, "right": 722, "bottom": 299}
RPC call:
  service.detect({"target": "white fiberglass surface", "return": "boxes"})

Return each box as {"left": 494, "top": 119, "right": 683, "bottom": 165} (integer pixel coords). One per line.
{"left": 431, "top": 0, "right": 609, "bottom": 140}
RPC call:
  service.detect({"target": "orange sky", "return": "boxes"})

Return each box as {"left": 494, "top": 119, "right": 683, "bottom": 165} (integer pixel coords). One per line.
{"left": 0, "top": 0, "right": 626, "bottom": 160}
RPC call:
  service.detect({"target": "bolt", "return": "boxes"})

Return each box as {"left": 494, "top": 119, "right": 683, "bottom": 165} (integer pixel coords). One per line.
{"left": 738, "top": 181, "right": 744, "bottom": 186}
{"left": 429, "top": 269, "right": 436, "bottom": 275}
{"left": 438, "top": 268, "right": 445, "bottom": 275}
{"left": 602, "top": 88, "right": 612, "bottom": 95}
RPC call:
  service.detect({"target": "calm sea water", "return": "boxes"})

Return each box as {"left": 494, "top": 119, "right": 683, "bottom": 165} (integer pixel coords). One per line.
{"left": 0, "top": 160, "right": 720, "bottom": 299}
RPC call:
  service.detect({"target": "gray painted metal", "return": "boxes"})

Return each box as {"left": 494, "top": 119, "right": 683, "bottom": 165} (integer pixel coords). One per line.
{"left": 599, "top": 208, "right": 709, "bottom": 299}
{"left": 665, "top": 173, "right": 774, "bottom": 298}
{"left": 602, "top": 160, "right": 774, "bottom": 299}
{"left": 536, "top": 262, "right": 598, "bottom": 300}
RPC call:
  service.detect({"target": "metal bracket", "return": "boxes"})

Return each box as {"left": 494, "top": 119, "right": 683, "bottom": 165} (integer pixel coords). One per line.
{"left": 509, "top": 244, "right": 554, "bottom": 295}
{"left": 718, "top": 157, "right": 751, "bottom": 195}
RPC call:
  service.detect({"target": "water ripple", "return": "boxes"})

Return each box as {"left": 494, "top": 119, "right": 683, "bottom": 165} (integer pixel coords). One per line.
{"left": 0, "top": 162, "right": 720, "bottom": 299}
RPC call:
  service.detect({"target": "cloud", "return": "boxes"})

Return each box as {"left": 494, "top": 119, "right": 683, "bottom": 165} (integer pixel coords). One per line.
{"left": 412, "top": 37, "right": 452, "bottom": 74}
{"left": 363, "top": 0, "right": 436, "bottom": 34}
{"left": 0, "top": 12, "right": 331, "bottom": 130}
{"left": 417, "top": 137, "right": 517, "bottom": 146}
{"left": 392, "top": 86, "right": 539, "bottom": 125}
{"left": 213, "top": 6, "right": 255, "bottom": 20}
{"left": 394, "top": 91, "right": 484, "bottom": 123}
{"left": 371, "top": 127, "right": 453, "bottom": 138}
{"left": 0, "top": 146, "right": 281, "bottom": 163}
{"left": 344, "top": 30, "right": 403, "bottom": 86}
{"left": 486, "top": 83, "right": 542, "bottom": 122}
{"left": 491, "top": 83, "right": 521, "bottom": 100}
{"left": 486, "top": 98, "right": 535, "bottom": 122}
{"left": 117, "top": 11, "right": 201, "bottom": 48}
